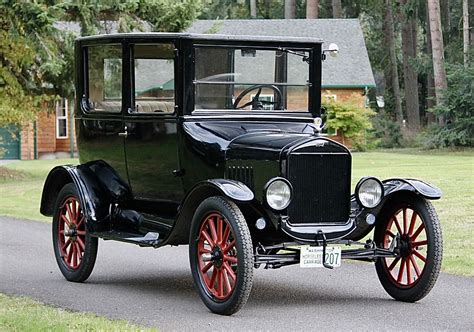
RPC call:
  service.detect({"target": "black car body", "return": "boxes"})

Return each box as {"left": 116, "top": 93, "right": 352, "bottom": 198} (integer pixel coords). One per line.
{"left": 41, "top": 33, "right": 443, "bottom": 315}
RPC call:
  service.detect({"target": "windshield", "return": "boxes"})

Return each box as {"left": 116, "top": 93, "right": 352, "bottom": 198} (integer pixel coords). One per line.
{"left": 194, "top": 46, "right": 310, "bottom": 112}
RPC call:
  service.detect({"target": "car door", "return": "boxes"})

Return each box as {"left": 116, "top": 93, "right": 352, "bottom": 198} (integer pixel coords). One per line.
{"left": 123, "top": 42, "right": 183, "bottom": 203}
{"left": 77, "top": 43, "right": 128, "bottom": 182}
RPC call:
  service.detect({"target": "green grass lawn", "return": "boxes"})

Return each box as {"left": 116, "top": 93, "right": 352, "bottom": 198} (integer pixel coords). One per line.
{"left": 0, "top": 149, "right": 473, "bottom": 276}
{"left": 0, "top": 293, "right": 155, "bottom": 331}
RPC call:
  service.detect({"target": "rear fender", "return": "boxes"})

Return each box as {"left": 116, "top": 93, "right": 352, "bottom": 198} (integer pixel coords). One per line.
{"left": 165, "top": 179, "right": 254, "bottom": 245}
{"left": 346, "top": 178, "right": 442, "bottom": 241}
{"left": 40, "top": 160, "right": 131, "bottom": 231}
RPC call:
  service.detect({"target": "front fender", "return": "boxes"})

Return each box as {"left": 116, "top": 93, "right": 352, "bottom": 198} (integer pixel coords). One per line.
{"left": 40, "top": 160, "right": 131, "bottom": 231}
{"left": 345, "top": 178, "right": 441, "bottom": 241}
{"left": 164, "top": 179, "right": 254, "bottom": 245}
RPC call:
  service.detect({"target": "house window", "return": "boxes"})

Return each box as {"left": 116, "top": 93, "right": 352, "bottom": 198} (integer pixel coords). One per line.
{"left": 56, "top": 98, "right": 68, "bottom": 139}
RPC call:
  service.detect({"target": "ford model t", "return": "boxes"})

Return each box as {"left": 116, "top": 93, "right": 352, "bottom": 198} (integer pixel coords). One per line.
{"left": 40, "top": 33, "right": 443, "bottom": 315}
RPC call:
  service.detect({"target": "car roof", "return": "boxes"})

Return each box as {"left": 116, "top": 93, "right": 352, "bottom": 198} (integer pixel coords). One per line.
{"left": 77, "top": 32, "right": 323, "bottom": 45}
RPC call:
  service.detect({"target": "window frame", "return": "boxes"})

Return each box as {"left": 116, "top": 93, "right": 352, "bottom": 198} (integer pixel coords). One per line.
{"left": 56, "top": 98, "right": 68, "bottom": 139}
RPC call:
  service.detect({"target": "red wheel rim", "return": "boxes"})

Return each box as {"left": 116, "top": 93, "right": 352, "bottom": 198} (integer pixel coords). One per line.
{"left": 382, "top": 207, "right": 428, "bottom": 287}
{"left": 57, "top": 196, "right": 86, "bottom": 270}
{"left": 197, "top": 212, "right": 238, "bottom": 301}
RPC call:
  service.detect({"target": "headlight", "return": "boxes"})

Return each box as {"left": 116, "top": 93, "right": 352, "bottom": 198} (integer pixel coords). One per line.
{"left": 356, "top": 177, "right": 384, "bottom": 208}
{"left": 265, "top": 178, "right": 292, "bottom": 210}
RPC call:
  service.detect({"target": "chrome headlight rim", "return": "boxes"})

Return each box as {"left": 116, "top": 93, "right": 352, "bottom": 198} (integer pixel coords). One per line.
{"left": 264, "top": 177, "right": 293, "bottom": 211}
{"left": 355, "top": 177, "right": 384, "bottom": 209}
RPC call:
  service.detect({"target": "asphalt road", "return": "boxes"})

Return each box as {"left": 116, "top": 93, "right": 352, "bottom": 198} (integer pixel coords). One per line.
{"left": 1, "top": 216, "right": 473, "bottom": 331}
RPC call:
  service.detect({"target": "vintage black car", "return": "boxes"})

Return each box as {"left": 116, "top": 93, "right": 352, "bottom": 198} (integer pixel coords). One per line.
{"left": 40, "top": 33, "right": 443, "bottom": 315}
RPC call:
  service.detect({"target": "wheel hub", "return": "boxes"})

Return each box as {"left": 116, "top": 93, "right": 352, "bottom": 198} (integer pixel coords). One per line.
{"left": 211, "top": 246, "right": 223, "bottom": 268}
{"left": 398, "top": 234, "right": 412, "bottom": 257}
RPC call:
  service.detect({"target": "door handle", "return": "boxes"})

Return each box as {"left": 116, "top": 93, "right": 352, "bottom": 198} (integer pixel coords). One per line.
{"left": 118, "top": 126, "right": 128, "bottom": 138}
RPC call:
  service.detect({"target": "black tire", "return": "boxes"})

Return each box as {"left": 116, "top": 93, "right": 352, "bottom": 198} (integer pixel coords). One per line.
{"left": 189, "top": 196, "right": 253, "bottom": 315}
{"left": 374, "top": 195, "right": 442, "bottom": 302}
{"left": 52, "top": 183, "right": 98, "bottom": 282}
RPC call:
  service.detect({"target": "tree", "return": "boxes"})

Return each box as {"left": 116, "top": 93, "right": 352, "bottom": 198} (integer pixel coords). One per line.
{"left": 427, "top": 0, "right": 447, "bottom": 125}
{"left": 285, "top": 0, "right": 296, "bottom": 19}
{"left": 331, "top": 0, "right": 343, "bottom": 18}
{"left": 463, "top": 0, "right": 470, "bottom": 67}
{"left": 400, "top": 0, "right": 420, "bottom": 131}
{"left": 306, "top": 0, "right": 319, "bottom": 19}
{"left": 384, "top": 0, "right": 403, "bottom": 125}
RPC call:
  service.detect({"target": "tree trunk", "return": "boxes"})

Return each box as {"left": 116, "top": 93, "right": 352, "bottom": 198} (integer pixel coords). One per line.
{"left": 250, "top": 0, "right": 257, "bottom": 18}
{"left": 426, "top": 9, "right": 436, "bottom": 123}
{"left": 331, "top": 0, "right": 343, "bottom": 18}
{"left": 400, "top": 0, "right": 420, "bottom": 131}
{"left": 306, "top": 0, "right": 319, "bottom": 19}
{"left": 427, "top": 0, "right": 448, "bottom": 125}
{"left": 285, "top": 0, "right": 296, "bottom": 19}
{"left": 384, "top": 0, "right": 403, "bottom": 124}
{"left": 463, "top": 0, "right": 470, "bottom": 67}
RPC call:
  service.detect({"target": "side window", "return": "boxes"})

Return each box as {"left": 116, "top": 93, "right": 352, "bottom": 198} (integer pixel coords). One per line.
{"left": 133, "top": 44, "right": 175, "bottom": 114}
{"left": 56, "top": 98, "right": 68, "bottom": 138}
{"left": 86, "top": 44, "right": 122, "bottom": 113}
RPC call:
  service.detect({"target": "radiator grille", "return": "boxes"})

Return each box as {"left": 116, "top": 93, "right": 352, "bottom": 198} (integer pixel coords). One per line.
{"left": 287, "top": 153, "right": 350, "bottom": 224}
{"left": 227, "top": 166, "right": 254, "bottom": 190}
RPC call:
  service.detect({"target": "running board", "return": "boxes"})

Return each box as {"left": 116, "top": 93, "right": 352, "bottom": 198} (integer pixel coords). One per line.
{"left": 92, "top": 230, "right": 162, "bottom": 248}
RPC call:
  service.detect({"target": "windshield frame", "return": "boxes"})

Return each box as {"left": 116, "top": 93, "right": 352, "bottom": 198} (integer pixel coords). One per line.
{"left": 188, "top": 40, "right": 322, "bottom": 118}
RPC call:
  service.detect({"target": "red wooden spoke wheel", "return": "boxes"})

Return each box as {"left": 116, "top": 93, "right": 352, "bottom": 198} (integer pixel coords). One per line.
{"left": 57, "top": 196, "right": 86, "bottom": 270}
{"left": 197, "top": 212, "right": 238, "bottom": 300}
{"left": 52, "top": 183, "right": 98, "bottom": 282}
{"left": 189, "top": 196, "right": 253, "bottom": 315}
{"left": 381, "top": 207, "right": 428, "bottom": 287}
{"left": 374, "top": 196, "right": 442, "bottom": 302}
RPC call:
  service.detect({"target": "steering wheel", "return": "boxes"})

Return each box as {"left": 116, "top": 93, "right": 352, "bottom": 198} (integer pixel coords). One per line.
{"left": 233, "top": 84, "right": 283, "bottom": 110}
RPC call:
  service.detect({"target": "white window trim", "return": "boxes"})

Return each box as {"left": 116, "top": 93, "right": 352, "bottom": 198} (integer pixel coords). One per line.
{"left": 56, "top": 98, "right": 68, "bottom": 139}
{"left": 323, "top": 94, "right": 337, "bottom": 102}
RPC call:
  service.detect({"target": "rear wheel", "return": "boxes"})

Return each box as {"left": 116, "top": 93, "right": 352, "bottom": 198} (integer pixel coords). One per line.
{"left": 374, "top": 196, "right": 442, "bottom": 302}
{"left": 52, "top": 183, "right": 98, "bottom": 282}
{"left": 189, "top": 196, "right": 253, "bottom": 315}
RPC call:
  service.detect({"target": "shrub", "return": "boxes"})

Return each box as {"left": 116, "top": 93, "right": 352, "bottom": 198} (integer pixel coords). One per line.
{"left": 323, "top": 96, "right": 376, "bottom": 150}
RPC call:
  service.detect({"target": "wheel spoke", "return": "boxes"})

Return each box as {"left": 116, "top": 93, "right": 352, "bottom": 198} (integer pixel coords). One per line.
{"left": 66, "top": 203, "right": 74, "bottom": 224}
{"left": 397, "top": 258, "right": 406, "bottom": 283}
{"left": 406, "top": 258, "right": 412, "bottom": 285}
{"left": 403, "top": 208, "right": 408, "bottom": 235}
{"left": 412, "top": 240, "right": 428, "bottom": 247}
{"left": 76, "top": 215, "right": 85, "bottom": 228}
{"left": 223, "top": 269, "right": 232, "bottom": 294}
{"left": 410, "top": 255, "right": 421, "bottom": 278}
{"left": 222, "top": 225, "right": 231, "bottom": 244}
{"left": 385, "top": 230, "right": 396, "bottom": 238}
{"left": 66, "top": 244, "right": 74, "bottom": 264}
{"left": 408, "top": 211, "right": 418, "bottom": 236}
{"left": 201, "top": 229, "right": 215, "bottom": 247}
{"left": 76, "top": 236, "right": 85, "bottom": 251}
{"left": 209, "top": 268, "right": 217, "bottom": 289}
{"left": 199, "top": 247, "right": 211, "bottom": 254}
{"left": 387, "top": 257, "right": 401, "bottom": 271}
{"left": 413, "top": 250, "right": 426, "bottom": 262}
{"left": 76, "top": 230, "right": 86, "bottom": 236}
{"left": 61, "top": 214, "right": 71, "bottom": 227}
{"left": 207, "top": 218, "right": 218, "bottom": 244}
{"left": 201, "top": 261, "right": 213, "bottom": 273}
{"left": 223, "top": 240, "right": 236, "bottom": 253}
{"left": 411, "top": 223, "right": 425, "bottom": 241}
{"left": 224, "top": 255, "right": 237, "bottom": 264}
{"left": 392, "top": 216, "right": 403, "bottom": 235}
{"left": 223, "top": 262, "right": 236, "bottom": 281}
{"left": 72, "top": 200, "right": 78, "bottom": 223}
{"left": 217, "top": 216, "right": 223, "bottom": 244}
{"left": 218, "top": 269, "right": 224, "bottom": 297}
{"left": 61, "top": 238, "right": 71, "bottom": 252}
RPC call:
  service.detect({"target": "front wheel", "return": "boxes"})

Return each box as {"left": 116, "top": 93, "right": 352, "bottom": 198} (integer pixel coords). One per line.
{"left": 374, "top": 195, "right": 442, "bottom": 302}
{"left": 52, "top": 183, "right": 98, "bottom": 282}
{"left": 189, "top": 196, "right": 253, "bottom": 315}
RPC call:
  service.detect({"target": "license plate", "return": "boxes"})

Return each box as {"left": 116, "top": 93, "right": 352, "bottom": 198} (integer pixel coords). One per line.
{"left": 300, "top": 245, "right": 342, "bottom": 268}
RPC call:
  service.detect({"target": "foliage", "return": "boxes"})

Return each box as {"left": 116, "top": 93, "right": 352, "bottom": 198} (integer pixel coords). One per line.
{"left": 0, "top": 1, "right": 67, "bottom": 127}
{"left": 421, "top": 62, "right": 474, "bottom": 148}
{"left": 323, "top": 96, "right": 376, "bottom": 150}
{"left": 372, "top": 110, "right": 403, "bottom": 148}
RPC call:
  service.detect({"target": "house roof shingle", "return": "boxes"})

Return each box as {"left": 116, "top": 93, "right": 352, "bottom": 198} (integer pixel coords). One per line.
{"left": 187, "top": 19, "right": 376, "bottom": 88}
